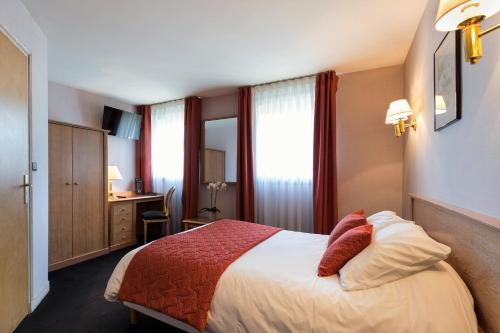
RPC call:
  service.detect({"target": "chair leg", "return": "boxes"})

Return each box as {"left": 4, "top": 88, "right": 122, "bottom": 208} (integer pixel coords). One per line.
{"left": 130, "top": 308, "right": 138, "bottom": 325}
{"left": 143, "top": 220, "right": 147, "bottom": 244}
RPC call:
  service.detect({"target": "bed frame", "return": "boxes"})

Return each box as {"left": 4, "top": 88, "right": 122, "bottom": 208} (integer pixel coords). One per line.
{"left": 410, "top": 193, "right": 500, "bottom": 333}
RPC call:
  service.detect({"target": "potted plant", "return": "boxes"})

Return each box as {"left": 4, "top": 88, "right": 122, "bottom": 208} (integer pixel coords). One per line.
{"left": 200, "top": 181, "right": 227, "bottom": 221}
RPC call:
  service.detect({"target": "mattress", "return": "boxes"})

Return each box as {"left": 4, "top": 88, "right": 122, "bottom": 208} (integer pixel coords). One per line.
{"left": 105, "top": 229, "right": 477, "bottom": 333}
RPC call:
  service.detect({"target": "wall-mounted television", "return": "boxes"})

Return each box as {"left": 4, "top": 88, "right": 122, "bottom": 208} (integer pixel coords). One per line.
{"left": 102, "top": 106, "right": 142, "bottom": 140}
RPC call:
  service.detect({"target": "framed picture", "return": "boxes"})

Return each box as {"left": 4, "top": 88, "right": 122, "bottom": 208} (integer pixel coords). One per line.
{"left": 434, "top": 30, "right": 462, "bottom": 131}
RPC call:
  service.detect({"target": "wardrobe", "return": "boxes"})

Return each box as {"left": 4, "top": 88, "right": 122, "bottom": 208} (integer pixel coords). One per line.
{"left": 49, "top": 121, "right": 108, "bottom": 271}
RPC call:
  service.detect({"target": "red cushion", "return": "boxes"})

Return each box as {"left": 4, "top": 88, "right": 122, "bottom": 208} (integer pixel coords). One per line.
{"left": 318, "top": 224, "right": 373, "bottom": 277}
{"left": 328, "top": 210, "right": 367, "bottom": 247}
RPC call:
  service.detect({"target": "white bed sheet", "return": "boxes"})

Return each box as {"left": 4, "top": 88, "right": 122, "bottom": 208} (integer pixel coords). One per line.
{"left": 105, "top": 230, "right": 477, "bottom": 333}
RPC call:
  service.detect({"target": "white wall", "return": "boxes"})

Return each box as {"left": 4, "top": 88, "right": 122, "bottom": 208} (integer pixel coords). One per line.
{"left": 403, "top": 2, "right": 500, "bottom": 219}
{"left": 48, "top": 82, "right": 137, "bottom": 191}
{"left": 1, "top": 0, "right": 49, "bottom": 311}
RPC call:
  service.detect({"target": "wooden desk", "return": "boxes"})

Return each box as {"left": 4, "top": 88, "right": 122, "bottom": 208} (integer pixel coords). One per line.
{"left": 182, "top": 217, "right": 215, "bottom": 231}
{"left": 108, "top": 192, "right": 163, "bottom": 251}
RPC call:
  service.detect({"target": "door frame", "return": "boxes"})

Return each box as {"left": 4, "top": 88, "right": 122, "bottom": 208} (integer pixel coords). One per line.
{"left": 0, "top": 24, "right": 34, "bottom": 313}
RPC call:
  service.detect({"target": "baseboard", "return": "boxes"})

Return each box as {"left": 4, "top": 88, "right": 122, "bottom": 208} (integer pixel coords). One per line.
{"left": 30, "top": 281, "right": 50, "bottom": 312}
{"left": 49, "top": 248, "right": 110, "bottom": 272}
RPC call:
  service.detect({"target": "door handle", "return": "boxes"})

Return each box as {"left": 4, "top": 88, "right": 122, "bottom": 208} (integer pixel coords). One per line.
{"left": 65, "top": 182, "right": 71, "bottom": 186}
{"left": 74, "top": 182, "right": 79, "bottom": 186}
{"left": 22, "top": 174, "right": 30, "bottom": 205}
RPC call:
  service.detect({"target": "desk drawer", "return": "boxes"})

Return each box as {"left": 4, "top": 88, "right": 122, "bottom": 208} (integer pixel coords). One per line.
{"left": 113, "top": 213, "right": 132, "bottom": 226}
{"left": 111, "top": 223, "right": 134, "bottom": 245}
{"left": 112, "top": 203, "right": 132, "bottom": 217}
{"left": 110, "top": 202, "right": 134, "bottom": 246}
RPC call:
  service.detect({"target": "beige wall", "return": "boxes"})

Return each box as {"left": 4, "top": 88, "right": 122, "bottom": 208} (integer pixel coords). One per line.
{"left": 48, "top": 82, "right": 137, "bottom": 192}
{"left": 403, "top": 2, "right": 500, "bottom": 219}
{"left": 199, "top": 93, "right": 238, "bottom": 219}
{"left": 337, "top": 65, "right": 404, "bottom": 218}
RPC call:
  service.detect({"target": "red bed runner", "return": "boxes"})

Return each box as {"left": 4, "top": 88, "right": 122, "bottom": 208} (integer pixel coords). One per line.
{"left": 117, "top": 219, "right": 281, "bottom": 331}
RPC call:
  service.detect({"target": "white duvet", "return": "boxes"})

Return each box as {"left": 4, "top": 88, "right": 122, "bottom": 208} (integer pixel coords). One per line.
{"left": 105, "top": 230, "right": 477, "bottom": 333}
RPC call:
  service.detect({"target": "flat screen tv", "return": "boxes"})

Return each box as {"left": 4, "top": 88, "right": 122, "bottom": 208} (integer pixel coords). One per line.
{"left": 102, "top": 106, "right": 142, "bottom": 140}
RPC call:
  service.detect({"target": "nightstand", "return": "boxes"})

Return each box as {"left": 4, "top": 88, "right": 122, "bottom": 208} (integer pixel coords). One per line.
{"left": 182, "top": 217, "right": 215, "bottom": 231}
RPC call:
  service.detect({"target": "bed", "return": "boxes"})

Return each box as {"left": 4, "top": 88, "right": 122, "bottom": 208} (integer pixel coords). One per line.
{"left": 105, "top": 203, "right": 484, "bottom": 333}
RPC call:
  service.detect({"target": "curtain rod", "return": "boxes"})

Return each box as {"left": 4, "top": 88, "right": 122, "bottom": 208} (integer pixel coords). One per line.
{"left": 149, "top": 97, "right": 186, "bottom": 107}
{"left": 146, "top": 72, "right": 323, "bottom": 106}
{"left": 251, "top": 73, "right": 316, "bottom": 88}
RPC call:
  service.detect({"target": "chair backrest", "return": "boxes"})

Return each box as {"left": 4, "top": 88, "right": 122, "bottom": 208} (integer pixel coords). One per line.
{"left": 163, "top": 186, "right": 176, "bottom": 217}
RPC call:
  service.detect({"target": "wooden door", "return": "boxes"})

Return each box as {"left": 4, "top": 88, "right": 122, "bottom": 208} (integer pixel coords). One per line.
{"left": 49, "top": 123, "right": 73, "bottom": 264}
{"left": 72, "top": 128, "right": 105, "bottom": 256}
{"left": 0, "top": 30, "right": 30, "bottom": 332}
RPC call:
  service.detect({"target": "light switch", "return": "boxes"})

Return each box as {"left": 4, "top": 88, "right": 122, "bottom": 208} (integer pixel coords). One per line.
{"left": 32, "top": 162, "right": 38, "bottom": 171}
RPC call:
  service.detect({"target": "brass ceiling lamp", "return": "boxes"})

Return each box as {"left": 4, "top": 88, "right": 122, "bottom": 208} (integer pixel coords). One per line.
{"left": 436, "top": 0, "right": 500, "bottom": 64}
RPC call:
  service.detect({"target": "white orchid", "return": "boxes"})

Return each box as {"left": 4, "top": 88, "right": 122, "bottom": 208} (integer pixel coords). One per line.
{"left": 201, "top": 181, "right": 228, "bottom": 214}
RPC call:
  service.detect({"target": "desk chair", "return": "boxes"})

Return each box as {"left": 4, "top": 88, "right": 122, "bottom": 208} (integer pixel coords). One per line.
{"left": 142, "top": 186, "right": 175, "bottom": 244}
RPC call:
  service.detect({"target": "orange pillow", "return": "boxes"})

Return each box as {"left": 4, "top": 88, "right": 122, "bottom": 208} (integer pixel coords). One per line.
{"left": 328, "top": 210, "right": 367, "bottom": 247}
{"left": 318, "top": 224, "right": 373, "bottom": 277}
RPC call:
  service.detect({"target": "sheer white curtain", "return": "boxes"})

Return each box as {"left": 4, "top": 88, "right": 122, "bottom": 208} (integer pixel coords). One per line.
{"left": 253, "top": 76, "right": 315, "bottom": 232}
{"left": 151, "top": 100, "right": 184, "bottom": 232}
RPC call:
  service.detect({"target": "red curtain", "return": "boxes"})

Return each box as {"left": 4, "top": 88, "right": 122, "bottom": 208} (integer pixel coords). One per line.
{"left": 136, "top": 105, "right": 152, "bottom": 193}
{"left": 182, "top": 97, "right": 202, "bottom": 219}
{"left": 236, "top": 87, "right": 255, "bottom": 222}
{"left": 313, "top": 71, "right": 339, "bottom": 234}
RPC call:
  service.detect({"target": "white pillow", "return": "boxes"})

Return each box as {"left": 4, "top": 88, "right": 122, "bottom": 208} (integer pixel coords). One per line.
{"left": 339, "top": 222, "right": 451, "bottom": 291}
{"left": 367, "top": 211, "right": 413, "bottom": 231}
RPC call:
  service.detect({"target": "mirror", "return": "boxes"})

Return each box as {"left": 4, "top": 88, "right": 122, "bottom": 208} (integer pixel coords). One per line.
{"left": 202, "top": 117, "right": 237, "bottom": 183}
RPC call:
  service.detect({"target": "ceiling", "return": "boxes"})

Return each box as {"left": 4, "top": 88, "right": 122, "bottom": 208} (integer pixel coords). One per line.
{"left": 21, "top": 0, "right": 427, "bottom": 105}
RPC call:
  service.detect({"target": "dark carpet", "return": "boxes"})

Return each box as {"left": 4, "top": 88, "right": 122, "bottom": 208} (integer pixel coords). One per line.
{"left": 15, "top": 248, "right": 185, "bottom": 333}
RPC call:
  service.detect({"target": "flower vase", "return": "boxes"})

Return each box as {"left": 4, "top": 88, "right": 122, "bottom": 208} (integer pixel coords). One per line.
{"left": 208, "top": 211, "right": 218, "bottom": 222}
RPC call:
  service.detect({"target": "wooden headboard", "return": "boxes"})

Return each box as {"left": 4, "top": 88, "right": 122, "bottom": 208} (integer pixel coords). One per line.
{"left": 409, "top": 194, "right": 500, "bottom": 333}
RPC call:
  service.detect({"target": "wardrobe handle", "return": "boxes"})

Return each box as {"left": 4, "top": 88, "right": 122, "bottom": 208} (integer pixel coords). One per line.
{"left": 74, "top": 182, "right": 79, "bottom": 186}
{"left": 65, "top": 182, "right": 71, "bottom": 186}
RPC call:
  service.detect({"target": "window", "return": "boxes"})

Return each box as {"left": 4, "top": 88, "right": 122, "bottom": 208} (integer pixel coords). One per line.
{"left": 151, "top": 100, "right": 185, "bottom": 229}
{"left": 253, "top": 76, "right": 315, "bottom": 232}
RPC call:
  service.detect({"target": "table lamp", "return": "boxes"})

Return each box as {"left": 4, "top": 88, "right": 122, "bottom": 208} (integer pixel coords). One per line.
{"left": 108, "top": 165, "right": 123, "bottom": 197}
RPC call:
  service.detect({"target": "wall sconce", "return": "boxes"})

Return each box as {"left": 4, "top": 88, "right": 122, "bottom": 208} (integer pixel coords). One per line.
{"left": 385, "top": 99, "right": 417, "bottom": 138}
{"left": 436, "top": 0, "right": 500, "bottom": 64}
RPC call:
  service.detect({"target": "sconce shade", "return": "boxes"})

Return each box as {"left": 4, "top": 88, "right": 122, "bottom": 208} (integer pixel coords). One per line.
{"left": 108, "top": 165, "right": 123, "bottom": 180}
{"left": 385, "top": 99, "right": 413, "bottom": 124}
{"left": 435, "top": 95, "right": 447, "bottom": 115}
{"left": 436, "top": 0, "right": 500, "bottom": 31}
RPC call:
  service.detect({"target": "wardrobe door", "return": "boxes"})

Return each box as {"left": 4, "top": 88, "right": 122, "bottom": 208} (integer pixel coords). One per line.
{"left": 49, "top": 123, "right": 74, "bottom": 265}
{"left": 72, "top": 128, "right": 105, "bottom": 256}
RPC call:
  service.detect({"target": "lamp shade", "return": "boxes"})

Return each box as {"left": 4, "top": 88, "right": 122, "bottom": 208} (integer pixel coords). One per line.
{"left": 108, "top": 165, "right": 123, "bottom": 180}
{"left": 385, "top": 99, "right": 413, "bottom": 124}
{"left": 435, "top": 95, "right": 447, "bottom": 115}
{"left": 436, "top": 0, "right": 500, "bottom": 31}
